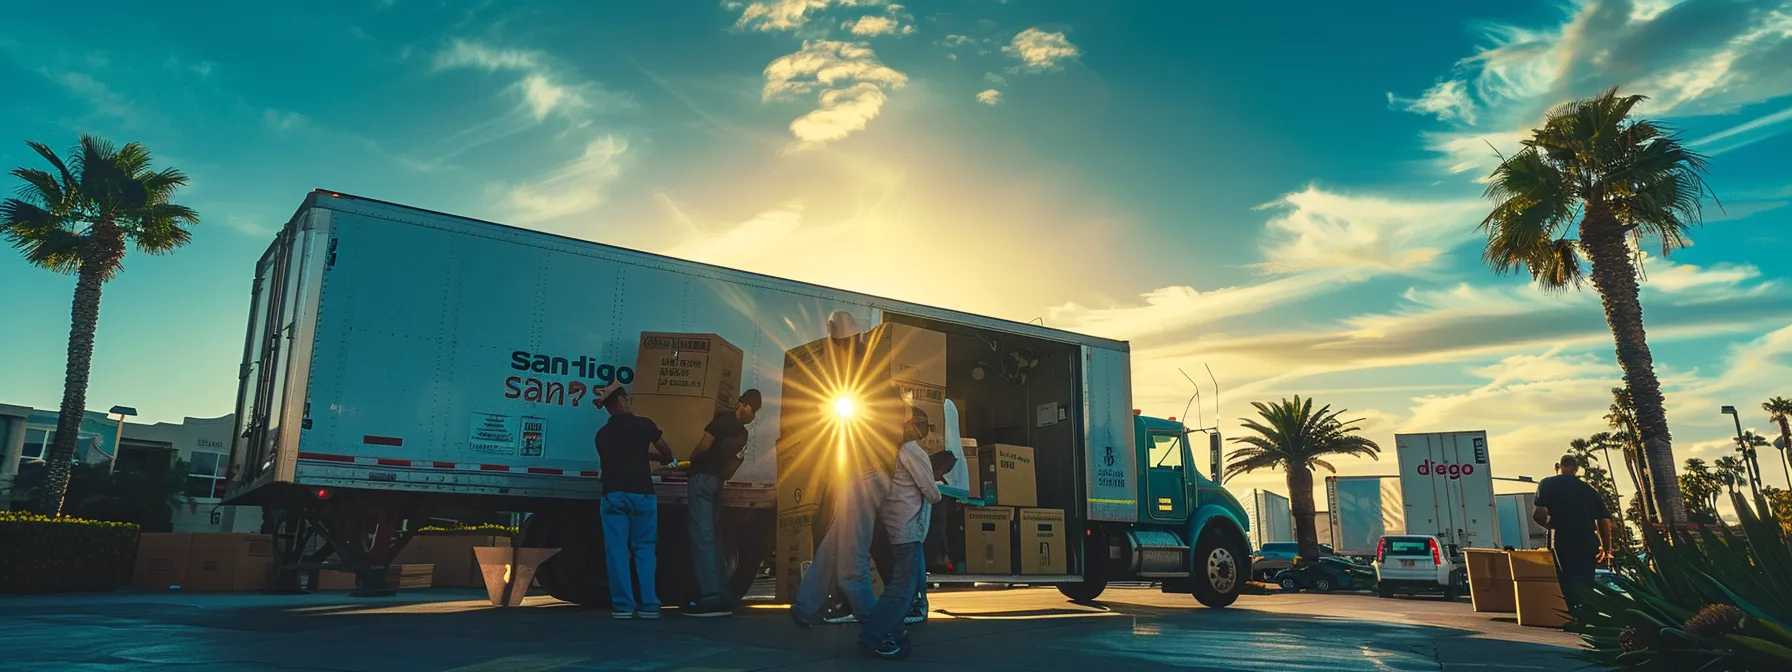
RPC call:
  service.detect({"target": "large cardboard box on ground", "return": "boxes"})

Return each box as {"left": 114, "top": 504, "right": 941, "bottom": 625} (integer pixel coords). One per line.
{"left": 1018, "top": 508, "right": 1067, "bottom": 575}
{"left": 631, "top": 393, "right": 728, "bottom": 460}
{"left": 775, "top": 503, "right": 822, "bottom": 601}
{"left": 635, "top": 332, "right": 744, "bottom": 406}
{"left": 1464, "top": 548, "right": 1516, "bottom": 613}
{"left": 394, "top": 534, "right": 512, "bottom": 588}
{"left": 132, "top": 533, "right": 193, "bottom": 590}
{"left": 896, "top": 382, "right": 948, "bottom": 455}
{"left": 990, "top": 444, "right": 1038, "bottom": 507}
{"left": 1507, "top": 549, "right": 1557, "bottom": 581}
{"left": 183, "top": 533, "right": 274, "bottom": 592}
{"left": 1514, "top": 579, "right": 1569, "bottom": 628}
{"left": 964, "top": 506, "right": 1015, "bottom": 574}
{"left": 317, "top": 569, "right": 358, "bottom": 591}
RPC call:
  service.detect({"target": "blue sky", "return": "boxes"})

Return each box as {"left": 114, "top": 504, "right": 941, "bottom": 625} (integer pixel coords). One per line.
{"left": 4, "top": 0, "right": 1791, "bottom": 504}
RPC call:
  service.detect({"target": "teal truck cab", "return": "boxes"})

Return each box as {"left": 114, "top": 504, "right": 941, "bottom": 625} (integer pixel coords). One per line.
{"left": 1055, "top": 413, "right": 1252, "bottom": 608}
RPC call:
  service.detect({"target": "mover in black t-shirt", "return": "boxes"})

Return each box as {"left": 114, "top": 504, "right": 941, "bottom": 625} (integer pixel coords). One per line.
{"left": 593, "top": 385, "right": 675, "bottom": 618}
{"left": 1532, "top": 453, "right": 1614, "bottom": 589}
{"left": 681, "top": 389, "right": 762, "bottom": 616}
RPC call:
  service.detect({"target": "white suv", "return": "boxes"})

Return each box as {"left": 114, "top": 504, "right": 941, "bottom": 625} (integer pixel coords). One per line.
{"left": 1373, "top": 535, "right": 1466, "bottom": 599}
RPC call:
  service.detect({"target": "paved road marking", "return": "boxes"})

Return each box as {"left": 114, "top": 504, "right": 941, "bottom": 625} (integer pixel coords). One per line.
{"left": 444, "top": 654, "right": 588, "bottom": 672}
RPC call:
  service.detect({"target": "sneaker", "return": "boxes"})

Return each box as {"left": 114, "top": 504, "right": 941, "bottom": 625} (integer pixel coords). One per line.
{"left": 821, "top": 600, "right": 857, "bottom": 624}
{"left": 611, "top": 611, "right": 634, "bottom": 620}
{"left": 790, "top": 609, "right": 813, "bottom": 629}
{"left": 682, "top": 602, "right": 732, "bottom": 618}
{"left": 903, "top": 603, "right": 928, "bottom": 624}
{"left": 637, "top": 609, "right": 661, "bottom": 620}
{"left": 870, "top": 634, "right": 910, "bottom": 660}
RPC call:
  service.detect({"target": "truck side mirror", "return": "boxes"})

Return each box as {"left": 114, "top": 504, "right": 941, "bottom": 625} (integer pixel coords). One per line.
{"left": 1209, "top": 432, "right": 1223, "bottom": 483}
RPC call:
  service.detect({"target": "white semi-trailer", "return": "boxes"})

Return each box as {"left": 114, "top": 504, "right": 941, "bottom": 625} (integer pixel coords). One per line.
{"left": 222, "top": 190, "right": 1256, "bottom": 608}
{"left": 1394, "top": 431, "right": 1499, "bottom": 556}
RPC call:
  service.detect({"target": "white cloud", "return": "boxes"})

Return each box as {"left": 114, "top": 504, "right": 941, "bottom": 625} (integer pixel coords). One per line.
{"left": 1254, "top": 186, "right": 1486, "bottom": 274}
{"left": 262, "top": 109, "right": 308, "bottom": 132}
{"left": 763, "top": 40, "right": 909, "bottom": 151}
{"left": 984, "top": 72, "right": 1008, "bottom": 86}
{"left": 734, "top": 0, "right": 886, "bottom": 33}
{"left": 976, "top": 89, "right": 1002, "bottom": 105}
{"left": 939, "top": 34, "right": 976, "bottom": 48}
{"left": 1004, "top": 28, "right": 1081, "bottom": 72}
{"left": 1388, "top": 79, "right": 1478, "bottom": 124}
{"left": 1047, "top": 273, "right": 1351, "bottom": 342}
{"left": 433, "top": 39, "right": 627, "bottom": 122}
{"left": 502, "top": 136, "right": 630, "bottom": 223}
{"left": 1693, "top": 103, "right": 1792, "bottom": 154}
{"left": 845, "top": 15, "right": 899, "bottom": 35}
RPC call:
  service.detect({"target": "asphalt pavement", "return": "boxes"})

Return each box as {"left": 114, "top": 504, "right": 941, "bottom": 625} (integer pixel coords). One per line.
{"left": 0, "top": 584, "right": 1585, "bottom": 672}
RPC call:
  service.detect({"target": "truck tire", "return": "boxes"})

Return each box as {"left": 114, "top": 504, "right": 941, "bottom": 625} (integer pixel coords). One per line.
{"left": 1190, "top": 528, "right": 1246, "bottom": 608}
{"left": 523, "top": 509, "right": 610, "bottom": 607}
{"left": 728, "top": 523, "right": 773, "bottom": 600}
{"left": 1057, "top": 574, "right": 1108, "bottom": 603}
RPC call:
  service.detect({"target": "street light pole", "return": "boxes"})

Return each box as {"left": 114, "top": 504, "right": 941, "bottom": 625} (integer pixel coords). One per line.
{"left": 105, "top": 406, "right": 137, "bottom": 475}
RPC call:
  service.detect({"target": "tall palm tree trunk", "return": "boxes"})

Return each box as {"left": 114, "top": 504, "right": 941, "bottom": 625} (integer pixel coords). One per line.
{"left": 1286, "top": 465, "right": 1320, "bottom": 561}
{"left": 34, "top": 264, "right": 106, "bottom": 516}
{"left": 1778, "top": 418, "right": 1792, "bottom": 489}
{"left": 1582, "top": 207, "right": 1685, "bottom": 523}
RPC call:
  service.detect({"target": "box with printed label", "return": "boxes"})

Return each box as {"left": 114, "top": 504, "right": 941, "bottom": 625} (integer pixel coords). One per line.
{"left": 183, "top": 533, "right": 274, "bottom": 592}
{"left": 132, "top": 533, "right": 193, "bottom": 590}
{"left": 630, "top": 393, "right": 729, "bottom": 461}
{"left": 896, "top": 383, "right": 947, "bottom": 455}
{"left": 963, "top": 506, "right": 1015, "bottom": 574}
{"left": 1018, "top": 508, "right": 1067, "bottom": 575}
{"left": 990, "top": 444, "right": 1038, "bottom": 507}
{"left": 635, "top": 332, "right": 744, "bottom": 406}
{"left": 775, "top": 503, "right": 822, "bottom": 601}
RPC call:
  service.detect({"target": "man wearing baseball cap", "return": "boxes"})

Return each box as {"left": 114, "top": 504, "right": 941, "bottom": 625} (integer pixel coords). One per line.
{"left": 682, "top": 389, "right": 764, "bottom": 617}
{"left": 594, "top": 383, "right": 677, "bottom": 620}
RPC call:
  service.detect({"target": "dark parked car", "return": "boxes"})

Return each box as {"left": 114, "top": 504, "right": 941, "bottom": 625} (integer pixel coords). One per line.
{"left": 1252, "top": 542, "right": 1334, "bottom": 580}
{"left": 1274, "top": 556, "right": 1377, "bottom": 594}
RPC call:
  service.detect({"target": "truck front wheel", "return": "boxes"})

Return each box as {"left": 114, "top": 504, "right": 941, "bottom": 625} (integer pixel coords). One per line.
{"left": 1190, "top": 528, "right": 1246, "bottom": 608}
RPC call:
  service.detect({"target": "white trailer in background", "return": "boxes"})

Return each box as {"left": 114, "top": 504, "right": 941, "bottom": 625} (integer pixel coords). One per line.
{"left": 1325, "top": 475, "right": 1404, "bottom": 557}
{"left": 1395, "top": 431, "right": 1499, "bottom": 557}
{"left": 1243, "top": 489, "right": 1293, "bottom": 547}
{"left": 1313, "top": 511, "right": 1332, "bottom": 550}
{"left": 1497, "top": 492, "right": 1549, "bottom": 550}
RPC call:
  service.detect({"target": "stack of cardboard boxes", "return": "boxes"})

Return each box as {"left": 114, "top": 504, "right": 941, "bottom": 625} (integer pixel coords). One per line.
{"left": 630, "top": 332, "right": 745, "bottom": 461}
{"left": 956, "top": 442, "right": 1064, "bottom": 576}
{"left": 132, "top": 533, "right": 276, "bottom": 592}
{"left": 774, "top": 323, "right": 947, "bottom": 600}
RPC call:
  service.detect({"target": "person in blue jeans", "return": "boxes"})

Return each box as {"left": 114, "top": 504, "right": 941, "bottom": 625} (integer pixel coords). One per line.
{"left": 594, "top": 385, "right": 677, "bottom": 620}
{"left": 859, "top": 408, "right": 953, "bottom": 659}
{"left": 681, "top": 389, "right": 762, "bottom": 617}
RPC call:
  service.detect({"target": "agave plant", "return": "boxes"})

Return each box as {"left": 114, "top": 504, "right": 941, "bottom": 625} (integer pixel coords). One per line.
{"left": 1569, "top": 492, "right": 1792, "bottom": 670}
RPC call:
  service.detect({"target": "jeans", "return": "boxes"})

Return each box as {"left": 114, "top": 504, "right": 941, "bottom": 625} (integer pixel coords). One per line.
{"left": 1553, "top": 533, "right": 1598, "bottom": 610}
{"left": 859, "top": 541, "right": 923, "bottom": 646}
{"left": 793, "top": 469, "right": 887, "bottom": 623}
{"left": 687, "top": 473, "right": 727, "bottom": 607}
{"left": 600, "top": 492, "right": 660, "bottom": 614}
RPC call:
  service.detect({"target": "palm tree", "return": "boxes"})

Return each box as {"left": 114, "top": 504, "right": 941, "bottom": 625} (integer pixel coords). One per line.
{"left": 1479, "top": 87, "right": 1713, "bottom": 523}
{"left": 1738, "top": 430, "right": 1770, "bottom": 495}
{"left": 1713, "top": 456, "right": 1748, "bottom": 496}
{"left": 1766, "top": 397, "right": 1792, "bottom": 487}
{"left": 1604, "top": 387, "right": 1654, "bottom": 523}
{"left": 1678, "top": 458, "right": 1720, "bottom": 523}
{"left": 1, "top": 135, "right": 198, "bottom": 516}
{"left": 1224, "top": 396, "right": 1381, "bottom": 561}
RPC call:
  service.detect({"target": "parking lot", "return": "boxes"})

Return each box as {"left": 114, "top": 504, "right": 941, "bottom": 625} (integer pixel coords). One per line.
{"left": 0, "top": 584, "right": 1582, "bottom": 672}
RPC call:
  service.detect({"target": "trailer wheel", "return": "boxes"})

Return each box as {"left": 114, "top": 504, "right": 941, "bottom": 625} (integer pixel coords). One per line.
{"left": 1191, "top": 528, "right": 1246, "bottom": 608}
{"left": 524, "top": 509, "right": 610, "bottom": 606}
{"left": 727, "top": 521, "right": 773, "bottom": 600}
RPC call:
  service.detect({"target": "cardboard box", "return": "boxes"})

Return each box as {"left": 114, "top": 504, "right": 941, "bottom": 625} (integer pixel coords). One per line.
{"left": 775, "top": 503, "right": 821, "bottom": 601}
{"left": 990, "top": 444, "right": 1038, "bottom": 507}
{"left": 132, "top": 533, "right": 193, "bottom": 590}
{"left": 1463, "top": 548, "right": 1516, "bottom": 612}
{"left": 963, "top": 506, "right": 1014, "bottom": 574}
{"left": 630, "top": 393, "right": 729, "bottom": 460}
{"left": 1507, "top": 549, "right": 1557, "bottom": 581}
{"left": 1018, "top": 508, "right": 1067, "bottom": 575}
{"left": 864, "top": 323, "right": 947, "bottom": 387}
{"left": 635, "top": 332, "right": 744, "bottom": 407}
{"left": 392, "top": 563, "right": 434, "bottom": 589}
{"left": 183, "top": 533, "right": 274, "bottom": 592}
{"left": 1515, "top": 579, "right": 1569, "bottom": 628}
{"left": 317, "top": 570, "right": 358, "bottom": 591}
{"left": 395, "top": 534, "right": 512, "bottom": 588}
{"left": 963, "top": 452, "right": 983, "bottom": 499}
{"left": 896, "top": 383, "right": 947, "bottom": 455}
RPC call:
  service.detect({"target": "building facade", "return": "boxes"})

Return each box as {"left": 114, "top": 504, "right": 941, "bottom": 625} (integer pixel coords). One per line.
{"left": 0, "top": 402, "right": 261, "bottom": 533}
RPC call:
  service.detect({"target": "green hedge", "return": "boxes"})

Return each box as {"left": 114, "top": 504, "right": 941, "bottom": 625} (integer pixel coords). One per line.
{"left": 416, "top": 523, "right": 518, "bottom": 536}
{"left": 0, "top": 510, "right": 140, "bottom": 594}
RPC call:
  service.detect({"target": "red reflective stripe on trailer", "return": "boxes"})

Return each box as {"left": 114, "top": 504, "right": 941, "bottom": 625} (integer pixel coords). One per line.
{"left": 579, "top": 471, "right": 601, "bottom": 478}
{"left": 479, "top": 464, "right": 509, "bottom": 471}
{"left": 298, "top": 452, "right": 355, "bottom": 462}
{"left": 432, "top": 462, "right": 456, "bottom": 469}
{"left": 375, "top": 458, "right": 410, "bottom": 467}
{"left": 363, "top": 435, "right": 403, "bottom": 446}
{"left": 527, "top": 467, "right": 564, "bottom": 475}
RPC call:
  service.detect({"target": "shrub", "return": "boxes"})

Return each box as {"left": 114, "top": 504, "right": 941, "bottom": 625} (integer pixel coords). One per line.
{"left": 416, "top": 522, "right": 518, "bottom": 536}
{"left": 0, "top": 510, "right": 140, "bottom": 594}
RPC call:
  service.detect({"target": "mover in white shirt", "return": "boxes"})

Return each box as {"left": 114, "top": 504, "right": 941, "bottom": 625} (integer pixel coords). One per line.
{"left": 859, "top": 407, "right": 955, "bottom": 659}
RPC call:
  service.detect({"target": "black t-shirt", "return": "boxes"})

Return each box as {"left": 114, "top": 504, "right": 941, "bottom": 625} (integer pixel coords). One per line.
{"left": 1534, "top": 474, "right": 1611, "bottom": 538}
{"left": 690, "top": 412, "right": 749, "bottom": 479}
{"left": 596, "top": 413, "right": 663, "bottom": 495}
